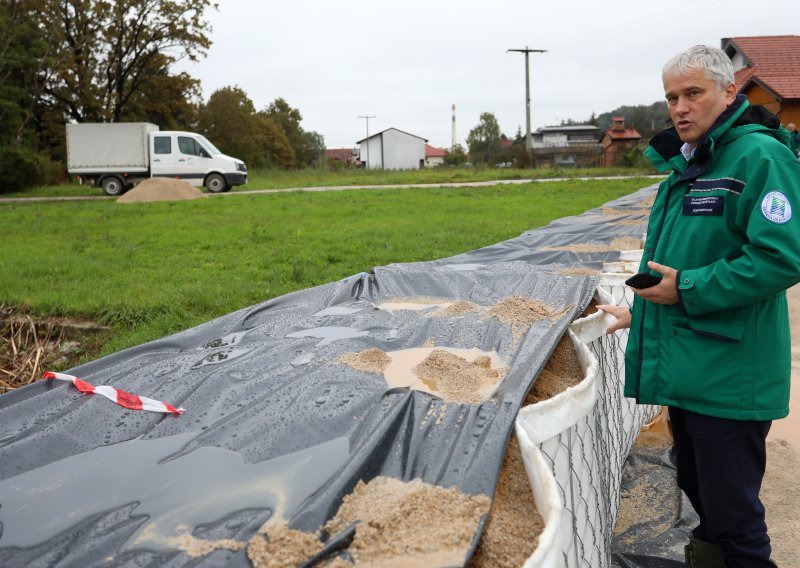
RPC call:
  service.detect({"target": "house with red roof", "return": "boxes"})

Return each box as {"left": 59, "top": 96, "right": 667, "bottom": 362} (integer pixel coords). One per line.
{"left": 599, "top": 117, "right": 641, "bottom": 167}
{"left": 424, "top": 144, "right": 448, "bottom": 168}
{"left": 722, "top": 35, "right": 800, "bottom": 126}
{"left": 324, "top": 148, "right": 359, "bottom": 168}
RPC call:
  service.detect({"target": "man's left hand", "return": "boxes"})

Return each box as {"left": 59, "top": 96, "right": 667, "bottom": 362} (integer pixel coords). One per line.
{"left": 632, "top": 261, "right": 679, "bottom": 305}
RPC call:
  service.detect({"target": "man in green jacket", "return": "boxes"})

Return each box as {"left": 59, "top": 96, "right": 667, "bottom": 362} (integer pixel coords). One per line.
{"left": 600, "top": 45, "right": 800, "bottom": 567}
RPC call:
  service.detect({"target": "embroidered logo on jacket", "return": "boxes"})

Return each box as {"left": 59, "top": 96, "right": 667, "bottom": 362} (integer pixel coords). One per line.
{"left": 761, "top": 191, "right": 792, "bottom": 224}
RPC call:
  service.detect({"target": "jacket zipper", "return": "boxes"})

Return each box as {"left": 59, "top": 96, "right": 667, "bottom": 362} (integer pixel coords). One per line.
{"left": 635, "top": 176, "right": 678, "bottom": 402}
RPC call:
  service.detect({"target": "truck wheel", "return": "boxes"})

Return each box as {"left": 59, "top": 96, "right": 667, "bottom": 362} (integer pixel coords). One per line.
{"left": 205, "top": 173, "right": 227, "bottom": 193}
{"left": 101, "top": 176, "right": 125, "bottom": 196}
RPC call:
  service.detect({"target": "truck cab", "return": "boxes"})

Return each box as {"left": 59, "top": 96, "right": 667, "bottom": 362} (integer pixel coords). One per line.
{"left": 149, "top": 131, "right": 247, "bottom": 193}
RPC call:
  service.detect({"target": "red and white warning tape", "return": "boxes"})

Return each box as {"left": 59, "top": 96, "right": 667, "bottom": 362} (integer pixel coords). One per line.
{"left": 43, "top": 371, "right": 185, "bottom": 415}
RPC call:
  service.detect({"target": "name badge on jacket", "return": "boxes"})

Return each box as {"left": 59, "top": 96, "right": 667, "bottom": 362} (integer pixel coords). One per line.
{"left": 683, "top": 195, "right": 724, "bottom": 216}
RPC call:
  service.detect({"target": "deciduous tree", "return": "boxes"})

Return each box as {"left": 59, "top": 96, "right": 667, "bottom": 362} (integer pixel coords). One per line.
{"left": 466, "top": 112, "right": 502, "bottom": 164}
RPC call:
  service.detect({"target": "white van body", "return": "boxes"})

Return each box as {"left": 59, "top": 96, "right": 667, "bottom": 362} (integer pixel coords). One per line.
{"left": 66, "top": 123, "right": 247, "bottom": 195}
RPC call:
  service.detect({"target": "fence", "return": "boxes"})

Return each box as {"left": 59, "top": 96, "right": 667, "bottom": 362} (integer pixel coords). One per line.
{"left": 517, "top": 254, "right": 660, "bottom": 567}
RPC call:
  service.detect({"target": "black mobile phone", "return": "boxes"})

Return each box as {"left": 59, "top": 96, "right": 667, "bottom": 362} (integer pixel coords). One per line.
{"left": 625, "top": 272, "right": 663, "bottom": 289}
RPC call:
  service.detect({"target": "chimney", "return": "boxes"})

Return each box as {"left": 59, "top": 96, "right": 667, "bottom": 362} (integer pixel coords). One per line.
{"left": 611, "top": 116, "right": 625, "bottom": 131}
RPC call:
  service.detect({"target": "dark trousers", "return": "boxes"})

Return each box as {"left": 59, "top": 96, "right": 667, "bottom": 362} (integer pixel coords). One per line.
{"left": 669, "top": 407, "right": 773, "bottom": 567}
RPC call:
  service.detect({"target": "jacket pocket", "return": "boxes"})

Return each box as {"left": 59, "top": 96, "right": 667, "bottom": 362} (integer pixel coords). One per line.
{"left": 663, "top": 321, "right": 745, "bottom": 408}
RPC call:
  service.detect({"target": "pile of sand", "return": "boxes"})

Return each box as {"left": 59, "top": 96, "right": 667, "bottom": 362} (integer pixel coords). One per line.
{"left": 117, "top": 177, "right": 207, "bottom": 203}
{"left": 337, "top": 348, "right": 391, "bottom": 374}
{"left": 483, "top": 296, "right": 561, "bottom": 328}
{"left": 431, "top": 300, "right": 480, "bottom": 317}
{"left": 247, "top": 524, "right": 324, "bottom": 568}
{"left": 323, "top": 476, "right": 491, "bottom": 566}
{"left": 413, "top": 350, "right": 505, "bottom": 404}
{"left": 247, "top": 477, "right": 490, "bottom": 567}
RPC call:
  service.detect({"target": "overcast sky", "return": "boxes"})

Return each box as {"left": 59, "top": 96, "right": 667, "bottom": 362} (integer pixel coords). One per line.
{"left": 174, "top": 0, "right": 797, "bottom": 149}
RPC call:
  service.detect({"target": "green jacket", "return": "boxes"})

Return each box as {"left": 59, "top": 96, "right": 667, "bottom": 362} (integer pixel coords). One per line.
{"left": 626, "top": 95, "right": 800, "bottom": 420}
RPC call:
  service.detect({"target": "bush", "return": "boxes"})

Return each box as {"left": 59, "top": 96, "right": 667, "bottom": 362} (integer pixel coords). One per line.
{"left": 0, "top": 145, "right": 53, "bottom": 194}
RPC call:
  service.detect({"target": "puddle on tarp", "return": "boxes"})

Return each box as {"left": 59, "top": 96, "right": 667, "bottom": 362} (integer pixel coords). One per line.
{"left": 383, "top": 347, "right": 505, "bottom": 400}
{"left": 191, "top": 347, "right": 251, "bottom": 369}
{"left": 290, "top": 353, "right": 314, "bottom": 367}
{"left": 0, "top": 433, "right": 349, "bottom": 554}
{"left": 312, "top": 306, "right": 367, "bottom": 317}
{"left": 285, "top": 326, "right": 368, "bottom": 347}
{"left": 439, "top": 263, "right": 487, "bottom": 271}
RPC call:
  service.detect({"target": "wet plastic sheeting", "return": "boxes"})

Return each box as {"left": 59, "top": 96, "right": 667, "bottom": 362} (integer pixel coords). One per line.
{"left": 612, "top": 445, "right": 699, "bottom": 568}
{"left": 0, "top": 183, "right": 662, "bottom": 567}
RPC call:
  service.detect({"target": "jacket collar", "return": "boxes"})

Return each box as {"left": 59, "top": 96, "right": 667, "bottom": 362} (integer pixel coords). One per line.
{"left": 646, "top": 93, "right": 750, "bottom": 180}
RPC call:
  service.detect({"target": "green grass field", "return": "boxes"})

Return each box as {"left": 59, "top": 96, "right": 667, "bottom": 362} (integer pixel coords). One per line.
{"left": 0, "top": 177, "right": 654, "bottom": 362}
{"left": 2, "top": 165, "right": 657, "bottom": 198}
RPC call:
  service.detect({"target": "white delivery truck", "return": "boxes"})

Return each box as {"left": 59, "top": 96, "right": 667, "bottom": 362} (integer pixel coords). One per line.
{"left": 66, "top": 122, "right": 247, "bottom": 195}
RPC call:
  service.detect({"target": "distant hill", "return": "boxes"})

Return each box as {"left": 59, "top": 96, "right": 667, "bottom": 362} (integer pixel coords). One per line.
{"left": 596, "top": 101, "right": 669, "bottom": 138}
{"left": 559, "top": 101, "right": 669, "bottom": 139}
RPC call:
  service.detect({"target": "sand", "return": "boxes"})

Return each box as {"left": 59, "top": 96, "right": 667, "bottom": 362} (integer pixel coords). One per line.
{"left": 540, "top": 236, "right": 643, "bottom": 253}
{"left": 247, "top": 524, "right": 324, "bottom": 568}
{"left": 323, "top": 476, "right": 490, "bottom": 566}
{"left": 431, "top": 300, "right": 480, "bottom": 317}
{"left": 483, "top": 296, "right": 564, "bottom": 328}
{"left": 338, "top": 348, "right": 391, "bottom": 374}
{"left": 469, "top": 434, "right": 545, "bottom": 567}
{"left": 412, "top": 349, "right": 505, "bottom": 404}
{"left": 524, "top": 335, "right": 585, "bottom": 404}
{"left": 116, "top": 177, "right": 207, "bottom": 203}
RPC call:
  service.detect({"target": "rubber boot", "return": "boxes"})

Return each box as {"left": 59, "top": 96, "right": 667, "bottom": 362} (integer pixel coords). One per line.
{"left": 684, "top": 533, "right": 725, "bottom": 568}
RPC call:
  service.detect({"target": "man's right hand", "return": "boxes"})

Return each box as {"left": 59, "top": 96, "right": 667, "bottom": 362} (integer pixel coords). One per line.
{"left": 596, "top": 305, "right": 632, "bottom": 333}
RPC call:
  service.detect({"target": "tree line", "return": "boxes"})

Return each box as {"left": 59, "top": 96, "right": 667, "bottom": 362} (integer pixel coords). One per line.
{"left": 0, "top": 0, "right": 324, "bottom": 193}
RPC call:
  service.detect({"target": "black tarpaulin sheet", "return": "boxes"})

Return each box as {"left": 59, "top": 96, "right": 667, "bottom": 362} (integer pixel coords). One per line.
{"left": 0, "top": 182, "right": 672, "bottom": 567}
{"left": 612, "top": 444, "right": 699, "bottom": 568}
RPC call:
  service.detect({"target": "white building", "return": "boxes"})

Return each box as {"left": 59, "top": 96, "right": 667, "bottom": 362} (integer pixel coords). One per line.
{"left": 532, "top": 125, "right": 602, "bottom": 148}
{"left": 357, "top": 128, "right": 427, "bottom": 170}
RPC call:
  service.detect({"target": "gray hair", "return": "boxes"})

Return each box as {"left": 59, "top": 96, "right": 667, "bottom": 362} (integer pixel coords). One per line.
{"left": 662, "top": 45, "right": 735, "bottom": 91}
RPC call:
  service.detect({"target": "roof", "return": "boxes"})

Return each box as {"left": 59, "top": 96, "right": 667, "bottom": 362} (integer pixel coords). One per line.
{"left": 539, "top": 125, "right": 600, "bottom": 133}
{"left": 324, "top": 148, "right": 356, "bottom": 161}
{"left": 722, "top": 35, "right": 800, "bottom": 100}
{"left": 356, "top": 127, "right": 428, "bottom": 144}
{"left": 425, "top": 144, "right": 448, "bottom": 158}
{"left": 604, "top": 128, "right": 642, "bottom": 141}
{"left": 498, "top": 137, "right": 515, "bottom": 148}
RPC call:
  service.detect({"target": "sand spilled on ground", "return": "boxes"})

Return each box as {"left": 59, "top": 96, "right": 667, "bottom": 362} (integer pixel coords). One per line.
{"left": 117, "top": 177, "right": 206, "bottom": 203}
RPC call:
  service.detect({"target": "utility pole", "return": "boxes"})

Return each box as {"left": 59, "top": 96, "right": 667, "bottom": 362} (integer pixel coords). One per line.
{"left": 507, "top": 47, "right": 546, "bottom": 158}
{"left": 359, "top": 115, "right": 375, "bottom": 169}
{"left": 451, "top": 104, "right": 457, "bottom": 152}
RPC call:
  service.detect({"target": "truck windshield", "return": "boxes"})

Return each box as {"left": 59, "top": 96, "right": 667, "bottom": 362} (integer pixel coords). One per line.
{"left": 197, "top": 135, "right": 223, "bottom": 155}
